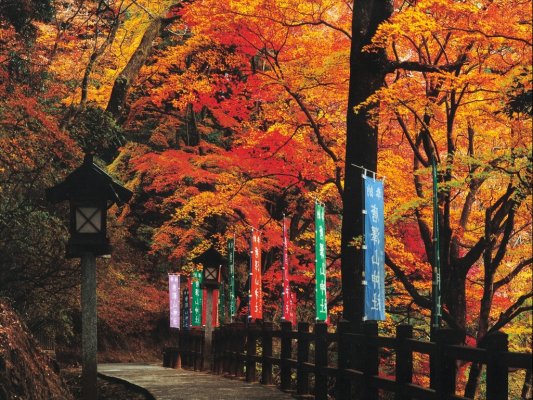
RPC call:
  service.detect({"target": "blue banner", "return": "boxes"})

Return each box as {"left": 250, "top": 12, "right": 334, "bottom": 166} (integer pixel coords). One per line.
{"left": 363, "top": 177, "right": 386, "bottom": 321}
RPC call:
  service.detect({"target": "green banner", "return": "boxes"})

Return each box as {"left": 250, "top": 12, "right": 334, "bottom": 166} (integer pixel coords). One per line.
{"left": 191, "top": 270, "right": 203, "bottom": 326}
{"left": 228, "top": 237, "right": 236, "bottom": 320}
{"left": 315, "top": 201, "right": 327, "bottom": 321}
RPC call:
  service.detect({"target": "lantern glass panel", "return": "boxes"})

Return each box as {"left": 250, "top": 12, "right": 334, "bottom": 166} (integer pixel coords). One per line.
{"left": 204, "top": 266, "right": 218, "bottom": 281}
{"left": 75, "top": 207, "right": 102, "bottom": 233}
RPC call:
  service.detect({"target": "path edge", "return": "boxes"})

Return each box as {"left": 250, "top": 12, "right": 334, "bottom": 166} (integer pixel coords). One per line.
{"left": 97, "top": 372, "right": 157, "bottom": 400}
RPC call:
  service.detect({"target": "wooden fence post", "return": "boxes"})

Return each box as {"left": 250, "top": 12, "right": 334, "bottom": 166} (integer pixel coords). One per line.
{"left": 435, "top": 328, "right": 463, "bottom": 399}
{"left": 261, "top": 322, "right": 274, "bottom": 385}
{"left": 195, "top": 329, "right": 203, "bottom": 371}
{"left": 182, "top": 330, "right": 189, "bottom": 369}
{"left": 336, "top": 320, "right": 356, "bottom": 399}
{"left": 220, "top": 325, "right": 228, "bottom": 374}
{"left": 362, "top": 322, "right": 379, "bottom": 400}
{"left": 395, "top": 324, "right": 413, "bottom": 400}
{"left": 236, "top": 322, "right": 246, "bottom": 377}
{"left": 297, "top": 322, "right": 310, "bottom": 396}
{"left": 246, "top": 323, "right": 257, "bottom": 382}
{"left": 485, "top": 331, "right": 508, "bottom": 400}
{"left": 229, "top": 323, "right": 238, "bottom": 376}
{"left": 280, "top": 320, "right": 293, "bottom": 392}
{"left": 315, "top": 322, "right": 329, "bottom": 400}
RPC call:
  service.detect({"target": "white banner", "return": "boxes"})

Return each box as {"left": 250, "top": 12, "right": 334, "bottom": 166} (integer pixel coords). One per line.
{"left": 169, "top": 274, "right": 181, "bottom": 328}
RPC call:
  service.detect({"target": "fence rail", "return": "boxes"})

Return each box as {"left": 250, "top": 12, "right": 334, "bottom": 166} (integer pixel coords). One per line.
{"left": 163, "top": 321, "right": 532, "bottom": 400}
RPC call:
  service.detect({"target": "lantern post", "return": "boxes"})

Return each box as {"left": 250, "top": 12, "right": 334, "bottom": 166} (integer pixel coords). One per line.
{"left": 193, "top": 247, "right": 223, "bottom": 370}
{"left": 46, "top": 154, "right": 132, "bottom": 400}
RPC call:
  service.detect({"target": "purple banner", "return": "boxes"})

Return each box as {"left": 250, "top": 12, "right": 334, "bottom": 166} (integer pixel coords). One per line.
{"left": 169, "top": 274, "right": 181, "bottom": 328}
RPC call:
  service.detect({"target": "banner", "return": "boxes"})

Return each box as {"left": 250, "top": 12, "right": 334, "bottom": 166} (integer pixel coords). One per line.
{"left": 431, "top": 157, "right": 442, "bottom": 331}
{"left": 363, "top": 177, "right": 386, "bottom": 321}
{"left": 290, "top": 291, "right": 297, "bottom": 326}
{"left": 282, "top": 217, "right": 291, "bottom": 321}
{"left": 191, "top": 270, "right": 203, "bottom": 326}
{"left": 228, "top": 237, "right": 236, "bottom": 321}
{"left": 218, "top": 283, "right": 226, "bottom": 325}
{"left": 249, "top": 229, "right": 263, "bottom": 319}
{"left": 169, "top": 274, "right": 180, "bottom": 328}
{"left": 202, "top": 286, "right": 219, "bottom": 327}
{"left": 182, "top": 286, "right": 190, "bottom": 329}
{"left": 315, "top": 201, "right": 327, "bottom": 321}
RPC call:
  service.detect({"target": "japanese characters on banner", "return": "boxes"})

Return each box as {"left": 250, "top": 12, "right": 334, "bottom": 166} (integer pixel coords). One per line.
{"left": 249, "top": 229, "right": 263, "bottom": 320}
{"left": 363, "top": 176, "right": 386, "bottom": 321}
{"left": 315, "top": 201, "right": 328, "bottom": 321}
{"left": 169, "top": 274, "right": 180, "bottom": 328}
{"left": 282, "top": 217, "right": 291, "bottom": 321}
{"left": 218, "top": 283, "right": 226, "bottom": 325}
{"left": 182, "top": 286, "right": 190, "bottom": 329}
{"left": 191, "top": 270, "right": 203, "bottom": 326}
{"left": 227, "top": 237, "right": 236, "bottom": 321}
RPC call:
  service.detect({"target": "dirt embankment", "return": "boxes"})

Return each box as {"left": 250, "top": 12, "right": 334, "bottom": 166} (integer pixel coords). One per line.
{"left": 0, "top": 301, "right": 73, "bottom": 400}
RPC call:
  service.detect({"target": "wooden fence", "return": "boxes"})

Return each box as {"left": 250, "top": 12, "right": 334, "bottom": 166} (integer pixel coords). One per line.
{"left": 163, "top": 321, "right": 532, "bottom": 400}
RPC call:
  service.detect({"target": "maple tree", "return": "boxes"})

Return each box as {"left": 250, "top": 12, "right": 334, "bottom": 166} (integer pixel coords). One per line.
{"left": 0, "top": 0, "right": 531, "bottom": 396}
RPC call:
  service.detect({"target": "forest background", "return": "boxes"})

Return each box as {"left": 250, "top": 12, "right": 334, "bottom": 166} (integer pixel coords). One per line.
{"left": 0, "top": 0, "right": 531, "bottom": 398}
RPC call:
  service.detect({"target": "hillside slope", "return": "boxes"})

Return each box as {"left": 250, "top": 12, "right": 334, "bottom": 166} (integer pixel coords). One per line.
{"left": 0, "top": 301, "right": 72, "bottom": 400}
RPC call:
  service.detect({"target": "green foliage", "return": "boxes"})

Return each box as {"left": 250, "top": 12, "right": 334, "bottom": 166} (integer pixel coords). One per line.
{"left": 64, "top": 105, "right": 125, "bottom": 162}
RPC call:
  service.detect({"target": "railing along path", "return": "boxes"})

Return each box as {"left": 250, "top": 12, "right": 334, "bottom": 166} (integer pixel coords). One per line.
{"left": 164, "top": 321, "right": 532, "bottom": 400}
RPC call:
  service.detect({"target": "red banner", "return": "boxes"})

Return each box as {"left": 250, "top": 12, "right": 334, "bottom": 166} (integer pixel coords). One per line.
{"left": 282, "top": 217, "right": 291, "bottom": 321}
{"left": 290, "top": 291, "right": 297, "bottom": 326}
{"left": 250, "top": 229, "right": 263, "bottom": 319}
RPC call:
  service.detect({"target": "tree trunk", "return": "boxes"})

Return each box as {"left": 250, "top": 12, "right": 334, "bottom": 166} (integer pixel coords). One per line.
{"left": 106, "top": 17, "right": 163, "bottom": 119}
{"left": 522, "top": 369, "right": 532, "bottom": 400}
{"left": 80, "top": 2, "right": 120, "bottom": 106}
{"left": 341, "top": 0, "right": 393, "bottom": 324}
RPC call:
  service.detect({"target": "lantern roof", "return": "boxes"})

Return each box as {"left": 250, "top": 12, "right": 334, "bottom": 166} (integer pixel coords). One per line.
{"left": 192, "top": 246, "right": 225, "bottom": 268}
{"left": 46, "top": 154, "right": 132, "bottom": 205}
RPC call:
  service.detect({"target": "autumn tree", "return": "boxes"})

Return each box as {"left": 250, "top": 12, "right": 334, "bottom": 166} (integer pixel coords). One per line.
{"left": 340, "top": 0, "right": 393, "bottom": 324}
{"left": 364, "top": 0, "right": 532, "bottom": 395}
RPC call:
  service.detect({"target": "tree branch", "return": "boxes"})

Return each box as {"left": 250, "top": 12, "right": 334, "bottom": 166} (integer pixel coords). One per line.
{"left": 494, "top": 257, "right": 533, "bottom": 291}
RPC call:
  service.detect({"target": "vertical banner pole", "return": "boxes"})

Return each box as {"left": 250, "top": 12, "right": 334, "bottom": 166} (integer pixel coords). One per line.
{"left": 315, "top": 201, "right": 328, "bottom": 321}
{"left": 282, "top": 216, "right": 291, "bottom": 321}
{"left": 228, "top": 236, "right": 235, "bottom": 322}
{"left": 431, "top": 156, "right": 442, "bottom": 333}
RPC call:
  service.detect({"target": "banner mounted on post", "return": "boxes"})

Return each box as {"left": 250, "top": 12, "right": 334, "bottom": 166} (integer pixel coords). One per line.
{"left": 169, "top": 274, "right": 180, "bottom": 328}
{"left": 228, "top": 236, "right": 236, "bottom": 321}
{"left": 182, "top": 285, "right": 190, "bottom": 329}
{"left": 363, "top": 175, "right": 386, "bottom": 321}
{"left": 191, "top": 270, "right": 203, "bottom": 326}
{"left": 249, "top": 229, "right": 263, "bottom": 320}
{"left": 282, "top": 217, "right": 291, "bottom": 321}
{"left": 315, "top": 201, "right": 327, "bottom": 321}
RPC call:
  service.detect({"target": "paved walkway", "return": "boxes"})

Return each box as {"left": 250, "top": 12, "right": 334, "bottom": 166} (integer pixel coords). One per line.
{"left": 98, "top": 364, "right": 294, "bottom": 400}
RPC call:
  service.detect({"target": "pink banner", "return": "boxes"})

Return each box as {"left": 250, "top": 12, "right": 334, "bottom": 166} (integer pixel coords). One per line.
{"left": 250, "top": 229, "right": 263, "bottom": 320}
{"left": 169, "top": 274, "right": 180, "bottom": 328}
{"left": 282, "top": 217, "right": 291, "bottom": 321}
